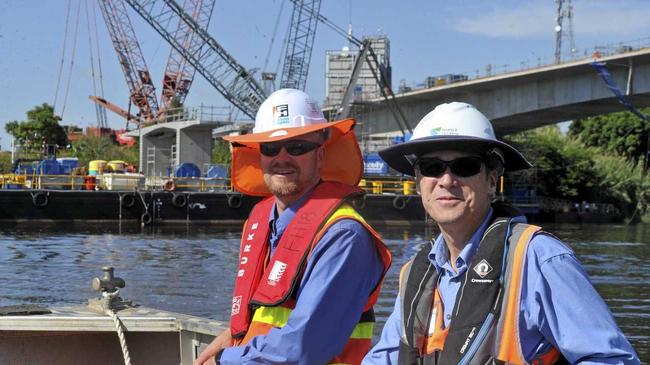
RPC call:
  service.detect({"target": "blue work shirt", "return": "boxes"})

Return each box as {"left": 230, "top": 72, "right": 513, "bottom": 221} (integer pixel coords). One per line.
{"left": 363, "top": 209, "right": 639, "bottom": 365}
{"left": 220, "top": 189, "right": 385, "bottom": 364}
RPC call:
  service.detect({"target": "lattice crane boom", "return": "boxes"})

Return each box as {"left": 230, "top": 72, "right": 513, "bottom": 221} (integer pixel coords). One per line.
{"left": 280, "top": 0, "right": 322, "bottom": 90}
{"left": 123, "top": 0, "right": 267, "bottom": 119}
{"left": 161, "top": 0, "right": 216, "bottom": 108}
{"left": 98, "top": 0, "right": 159, "bottom": 123}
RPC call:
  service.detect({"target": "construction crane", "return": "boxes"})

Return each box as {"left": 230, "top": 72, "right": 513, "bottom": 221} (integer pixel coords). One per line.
{"left": 279, "top": 0, "right": 322, "bottom": 90}
{"left": 122, "top": 0, "right": 267, "bottom": 119}
{"left": 97, "top": 0, "right": 159, "bottom": 123}
{"left": 287, "top": 0, "right": 411, "bottom": 135}
{"left": 160, "top": 0, "right": 216, "bottom": 109}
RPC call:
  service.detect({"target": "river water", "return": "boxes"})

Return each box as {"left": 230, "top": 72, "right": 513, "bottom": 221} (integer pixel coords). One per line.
{"left": 0, "top": 222, "right": 648, "bottom": 362}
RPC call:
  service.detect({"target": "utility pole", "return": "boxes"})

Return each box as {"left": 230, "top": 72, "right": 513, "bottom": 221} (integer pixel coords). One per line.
{"left": 554, "top": 0, "right": 575, "bottom": 64}
{"left": 554, "top": 0, "right": 564, "bottom": 64}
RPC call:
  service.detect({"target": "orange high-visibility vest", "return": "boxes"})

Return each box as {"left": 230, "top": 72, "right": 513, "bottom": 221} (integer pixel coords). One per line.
{"left": 230, "top": 181, "right": 392, "bottom": 365}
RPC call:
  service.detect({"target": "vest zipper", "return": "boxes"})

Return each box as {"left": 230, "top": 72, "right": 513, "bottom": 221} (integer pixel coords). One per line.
{"left": 456, "top": 312, "right": 495, "bottom": 365}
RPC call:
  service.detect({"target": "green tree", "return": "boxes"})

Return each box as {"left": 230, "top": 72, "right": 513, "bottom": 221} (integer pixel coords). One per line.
{"left": 506, "top": 126, "right": 600, "bottom": 201}
{"left": 71, "top": 135, "right": 139, "bottom": 167}
{"left": 5, "top": 103, "right": 68, "bottom": 155}
{"left": 212, "top": 139, "right": 232, "bottom": 165}
{"left": 593, "top": 154, "right": 649, "bottom": 221}
{"left": 506, "top": 125, "right": 649, "bottom": 221}
{"left": 0, "top": 151, "right": 12, "bottom": 173}
{"left": 569, "top": 108, "right": 650, "bottom": 165}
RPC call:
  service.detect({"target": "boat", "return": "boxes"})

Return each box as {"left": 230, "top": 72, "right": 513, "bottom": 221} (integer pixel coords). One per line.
{"left": 0, "top": 267, "right": 225, "bottom": 365}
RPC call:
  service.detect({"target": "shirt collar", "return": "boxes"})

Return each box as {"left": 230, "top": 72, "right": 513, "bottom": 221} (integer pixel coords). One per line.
{"left": 428, "top": 207, "right": 494, "bottom": 276}
{"left": 268, "top": 187, "right": 314, "bottom": 243}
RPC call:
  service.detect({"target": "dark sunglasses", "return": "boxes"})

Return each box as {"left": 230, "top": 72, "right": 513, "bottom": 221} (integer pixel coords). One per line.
{"left": 260, "top": 140, "right": 321, "bottom": 157}
{"left": 415, "top": 156, "right": 484, "bottom": 178}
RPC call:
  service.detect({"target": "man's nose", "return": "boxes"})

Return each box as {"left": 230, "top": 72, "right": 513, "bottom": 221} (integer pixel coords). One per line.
{"left": 436, "top": 168, "right": 456, "bottom": 186}
{"left": 274, "top": 146, "right": 293, "bottom": 160}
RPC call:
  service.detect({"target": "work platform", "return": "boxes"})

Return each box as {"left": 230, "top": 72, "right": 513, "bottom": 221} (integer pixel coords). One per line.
{"left": 124, "top": 107, "right": 248, "bottom": 176}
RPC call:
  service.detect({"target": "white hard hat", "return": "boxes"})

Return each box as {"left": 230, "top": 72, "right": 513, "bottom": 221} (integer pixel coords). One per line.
{"left": 379, "top": 102, "right": 531, "bottom": 176}
{"left": 253, "top": 88, "right": 327, "bottom": 134}
{"left": 222, "top": 88, "right": 363, "bottom": 196}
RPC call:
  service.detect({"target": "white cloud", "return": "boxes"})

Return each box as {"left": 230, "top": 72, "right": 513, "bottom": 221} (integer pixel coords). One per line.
{"left": 450, "top": 2, "right": 650, "bottom": 39}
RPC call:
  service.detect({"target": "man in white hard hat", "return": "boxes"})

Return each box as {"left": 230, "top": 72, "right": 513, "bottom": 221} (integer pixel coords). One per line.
{"left": 362, "top": 102, "right": 639, "bottom": 364}
{"left": 195, "top": 88, "right": 392, "bottom": 365}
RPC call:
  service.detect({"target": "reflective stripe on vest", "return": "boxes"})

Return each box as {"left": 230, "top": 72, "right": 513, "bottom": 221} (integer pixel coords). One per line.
{"left": 233, "top": 184, "right": 392, "bottom": 365}
{"left": 398, "top": 203, "right": 563, "bottom": 365}
{"left": 249, "top": 305, "right": 375, "bottom": 339}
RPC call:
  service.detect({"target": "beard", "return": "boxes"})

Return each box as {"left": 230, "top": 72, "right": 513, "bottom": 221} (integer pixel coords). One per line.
{"left": 263, "top": 160, "right": 304, "bottom": 198}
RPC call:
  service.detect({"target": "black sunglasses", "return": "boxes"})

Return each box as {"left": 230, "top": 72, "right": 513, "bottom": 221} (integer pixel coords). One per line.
{"left": 260, "top": 140, "right": 321, "bottom": 157}
{"left": 415, "top": 156, "right": 484, "bottom": 178}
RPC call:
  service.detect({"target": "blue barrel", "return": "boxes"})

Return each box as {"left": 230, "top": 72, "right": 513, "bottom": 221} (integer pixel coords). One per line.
{"left": 174, "top": 163, "right": 201, "bottom": 178}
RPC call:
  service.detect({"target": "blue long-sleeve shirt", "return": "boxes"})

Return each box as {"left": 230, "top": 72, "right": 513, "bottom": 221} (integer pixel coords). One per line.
{"left": 363, "top": 210, "right": 639, "bottom": 365}
{"left": 220, "top": 191, "right": 385, "bottom": 364}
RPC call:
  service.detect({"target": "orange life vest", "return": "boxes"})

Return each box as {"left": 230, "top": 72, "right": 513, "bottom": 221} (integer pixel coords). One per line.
{"left": 230, "top": 181, "right": 392, "bottom": 364}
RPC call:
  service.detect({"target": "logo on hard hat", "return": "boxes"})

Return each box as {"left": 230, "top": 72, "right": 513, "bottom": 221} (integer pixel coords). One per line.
{"left": 429, "top": 127, "right": 459, "bottom": 136}
{"left": 273, "top": 104, "right": 290, "bottom": 125}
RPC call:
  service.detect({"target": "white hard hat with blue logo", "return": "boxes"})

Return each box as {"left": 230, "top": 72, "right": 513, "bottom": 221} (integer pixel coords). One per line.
{"left": 379, "top": 102, "right": 532, "bottom": 176}
{"left": 223, "top": 88, "right": 363, "bottom": 196}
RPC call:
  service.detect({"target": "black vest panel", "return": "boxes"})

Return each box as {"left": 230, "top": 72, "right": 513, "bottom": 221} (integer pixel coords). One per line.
{"left": 398, "top": 203, "right": 523, "bottom": 365}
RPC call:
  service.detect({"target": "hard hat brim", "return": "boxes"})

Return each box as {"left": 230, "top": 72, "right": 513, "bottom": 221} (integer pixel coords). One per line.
{"left": 225, "top": 119, "right": 363, "bottom": 196}
{"left": 378, "top": 136, "right": 532, "bottom": 176}
{"left": 223, "top": 118, "right": 352, "bottom": 144}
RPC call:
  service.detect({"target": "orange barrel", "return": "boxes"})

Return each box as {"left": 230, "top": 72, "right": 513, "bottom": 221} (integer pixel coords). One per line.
{"left": 84, "top": 176, "right": 97, "bottom": 191}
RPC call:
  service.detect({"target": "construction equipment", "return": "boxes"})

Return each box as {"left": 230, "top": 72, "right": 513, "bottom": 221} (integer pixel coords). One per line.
{"left": 160, "top": 0, "right": 216, "bottom": 109}
{"left": 288, "top": 0, "right": 411, "bottom": 135}
{"left": 122, "top": 0, "right": 267, "bottom": 119}
{"left": 279, "top": 0, "right": 322, "bottom": 90}
{"left": 97, "top": 0, "right": 159, "bottom": 123}
{"left": 334, "top": 40, "right": 370, "bottom": 121}
{"left": 89, "top": 95, "right": 139, "bottom": 123}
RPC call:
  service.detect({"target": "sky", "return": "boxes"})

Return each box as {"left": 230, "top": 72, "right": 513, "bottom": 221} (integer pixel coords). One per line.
{"left": 1, "top": 0, "right": 650, "bottom": 151}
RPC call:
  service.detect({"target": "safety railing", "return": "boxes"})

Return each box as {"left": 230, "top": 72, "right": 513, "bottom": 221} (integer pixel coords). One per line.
{"left": 1, "top": 172, "right": 422, "bottom": 196}
{"left": 358, "top": 176, "right": 418, "bottom": 196}
{"left": 0, "top": 173, "right": 233, "bottom": 193}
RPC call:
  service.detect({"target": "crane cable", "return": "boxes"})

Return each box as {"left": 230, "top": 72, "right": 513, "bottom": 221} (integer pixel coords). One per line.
{"left": 92, "top": 0, "right": 106, "bottom": 98}
{"left": 85, "top": 0, "right": 98, "bottom": 98}
{"left": 60, "top": 0, "right": 83, "bottom": 119}
{"left": 53, "top": 0, "right": 73, "bottom": 113}
{"left": 263, "top": 0, "right": 286, "bottom": 74}
{"left": 86, "top": 0, "right": 109, "bottom": 129}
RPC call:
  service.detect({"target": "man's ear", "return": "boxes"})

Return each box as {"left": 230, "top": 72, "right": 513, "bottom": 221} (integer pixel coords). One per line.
{"left": 488, "top": 170, "right": 498, "bottom": 198}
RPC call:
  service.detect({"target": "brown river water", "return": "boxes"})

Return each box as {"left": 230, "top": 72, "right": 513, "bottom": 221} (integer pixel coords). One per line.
{"left": 0, "top": 222, "right": 648, "bottom": 362}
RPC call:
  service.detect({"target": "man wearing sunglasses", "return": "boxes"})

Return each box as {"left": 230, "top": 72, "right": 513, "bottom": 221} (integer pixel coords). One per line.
{"left": 195, "top": 88, "right": 391, "bottom": 365}
{"left": 363, "top": 102, "right": 638, "bottom": 364}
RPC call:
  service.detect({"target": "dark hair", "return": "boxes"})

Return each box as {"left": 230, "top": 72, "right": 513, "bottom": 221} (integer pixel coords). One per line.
{"left": 483, "top": 148, "right": 505, "bottom": 176}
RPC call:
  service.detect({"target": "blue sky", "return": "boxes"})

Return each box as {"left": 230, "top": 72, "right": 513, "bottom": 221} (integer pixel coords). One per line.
{"left": 2, "top": 0, "right": 650, "bottom": 150}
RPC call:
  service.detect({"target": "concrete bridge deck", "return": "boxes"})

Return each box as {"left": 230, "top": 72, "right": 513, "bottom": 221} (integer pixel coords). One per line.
{"left": 332, "top": 47, "right": 650, "bottom": 137}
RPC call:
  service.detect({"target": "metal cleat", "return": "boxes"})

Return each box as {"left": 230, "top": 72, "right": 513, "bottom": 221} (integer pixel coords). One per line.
{"left": 88, "top": 267, "right": 133, "bottom": 313}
